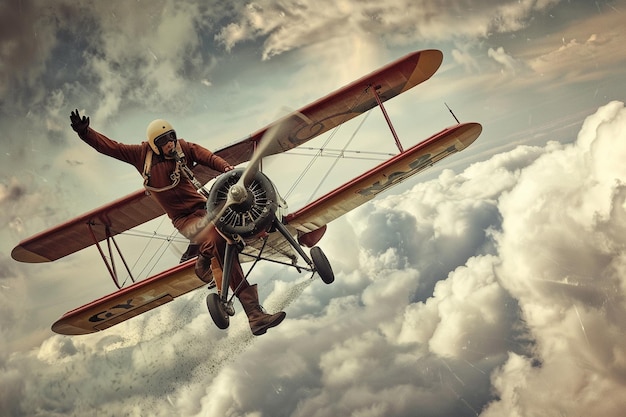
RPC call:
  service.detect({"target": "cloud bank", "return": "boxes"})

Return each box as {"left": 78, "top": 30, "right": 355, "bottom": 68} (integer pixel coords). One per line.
{"left": 3, "top": 101, "right": 625, "bottom": 416}
{"left": 216, "top": 0, "right": 562, "bottom": 59}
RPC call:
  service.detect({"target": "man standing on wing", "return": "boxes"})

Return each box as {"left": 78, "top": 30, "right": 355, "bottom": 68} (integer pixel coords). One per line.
{"left": 69, "top": 110, "right": 285, "bottom": 336}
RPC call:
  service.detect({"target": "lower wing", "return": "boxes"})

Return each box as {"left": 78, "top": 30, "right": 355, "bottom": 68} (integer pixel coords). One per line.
{"left": 51, "top": 259, "right": 202, "bottom": 335}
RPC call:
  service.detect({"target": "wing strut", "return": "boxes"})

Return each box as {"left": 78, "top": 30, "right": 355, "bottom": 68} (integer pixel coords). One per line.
{"left": 370, "top": 85, "right": 404, "bottom": 153}
{"left": 87, "top": 223, "right": 135, "bottom": 290}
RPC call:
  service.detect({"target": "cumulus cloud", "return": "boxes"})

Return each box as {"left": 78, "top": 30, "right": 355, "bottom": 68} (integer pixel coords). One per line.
{"left": 485, "top": 101, "right": 626, "bottom": 415}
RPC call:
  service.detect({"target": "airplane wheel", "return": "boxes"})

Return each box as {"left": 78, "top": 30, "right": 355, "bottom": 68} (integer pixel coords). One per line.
{"left": 206, "top": 293, "right": 230, "bottom": 329}
{"left": 311, "top": 246, "right": 334, "bottom": 284}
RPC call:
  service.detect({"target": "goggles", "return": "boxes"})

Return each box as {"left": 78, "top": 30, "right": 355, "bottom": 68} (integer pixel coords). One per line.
{"left": 154, "top": 130, "right": 177, "bottom": 147}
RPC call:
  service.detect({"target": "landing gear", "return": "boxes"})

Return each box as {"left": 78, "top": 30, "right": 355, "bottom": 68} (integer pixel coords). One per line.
{"left": 271, "top": 221, "right": 335, "bottom": 284}
{"left": 206, "top": 293, "right": 230, "bottom": 329}
{"left": 204, "top": 210, "right": 335, "bottom": 330}
{"left": 206, "top": 241, "right": 240, "bottom": 330}
{"left": 311, "top": 246, "right": 334, "bottom": 284}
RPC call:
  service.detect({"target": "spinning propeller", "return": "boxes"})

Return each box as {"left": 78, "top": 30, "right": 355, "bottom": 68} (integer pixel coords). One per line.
{"left": 203, "top": 112, "right": 307, "bottom": 241}
{"left": 221, "top": 118, "right": 284, "bottom": 212}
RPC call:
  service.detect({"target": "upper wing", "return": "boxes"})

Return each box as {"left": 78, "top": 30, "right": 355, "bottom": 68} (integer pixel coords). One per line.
{"left": 51, "top": 259, "right": 202, "bottom": 335}
{"left": 285, "top": 123, "right": 483, "bottom": 235}
{"left": 187, "top": 49, "right": 444, "bottom": 181}
{"left": 12, "top": 49, "right": 443, "bottom": 263}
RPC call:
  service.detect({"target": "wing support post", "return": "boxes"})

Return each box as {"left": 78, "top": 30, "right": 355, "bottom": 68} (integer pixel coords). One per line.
{"left": 86, "top": 222, "right": 135, "bottom": 290}
{"left": 369, "top": 85, "right": 404, "bottom": 153}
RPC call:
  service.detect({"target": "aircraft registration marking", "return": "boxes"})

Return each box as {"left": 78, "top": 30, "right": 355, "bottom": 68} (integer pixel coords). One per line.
{"left": 88, "top": 293, "right": 160, "bottom": 322}
{"left": 358, "top": 144, "right": 457, "bottom": 197}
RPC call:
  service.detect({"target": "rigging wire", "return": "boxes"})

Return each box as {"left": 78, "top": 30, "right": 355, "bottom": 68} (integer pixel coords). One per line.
{"left": 284, "top": 87, "right": 370, "bottom": 200}
{"left": 288, "top": 147, "right": 394, "bottom": 161}
{"left": 117, "top": 229, "right": 188, "bottom": 243}
{"left": 143, "top": 228, "right": 179, "bottom": 278}
{"left": 284, "top": 121, "right": 343, "bottom": 200}
{"left": 306, "top": 110, "right": 372, "bottom": 204}
{"left": 112, "top": 214, "right": 179, "bottom": 286}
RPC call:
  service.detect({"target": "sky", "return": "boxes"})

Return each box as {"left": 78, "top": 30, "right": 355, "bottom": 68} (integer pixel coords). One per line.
{"left": 2, "top": 0, "right": 626, "bottom": 416}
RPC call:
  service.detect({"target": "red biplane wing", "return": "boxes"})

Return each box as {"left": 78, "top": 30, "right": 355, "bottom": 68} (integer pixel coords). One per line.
{"left": 51, "top": 259, "right": 201, "bottom": 335}
{"left": 12, "top": 49, "right": 443, "bottom": 264}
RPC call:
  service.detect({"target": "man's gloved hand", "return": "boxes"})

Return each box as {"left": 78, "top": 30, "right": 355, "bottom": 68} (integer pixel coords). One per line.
{"left": 70, "top": 109, "right": 90, "bottom": 135}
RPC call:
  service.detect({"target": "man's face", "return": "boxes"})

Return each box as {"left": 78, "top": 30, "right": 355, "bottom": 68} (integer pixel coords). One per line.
{"left": 161, "top": 139, "right": 176, "bottom": 156}
{"left": 154, "top": 130, "right": 177, "bottom": 156}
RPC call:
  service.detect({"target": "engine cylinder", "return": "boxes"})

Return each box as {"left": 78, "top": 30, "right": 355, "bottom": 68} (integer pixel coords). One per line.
{"left": 206, "top": 168, "right": 279, "bottom": 239}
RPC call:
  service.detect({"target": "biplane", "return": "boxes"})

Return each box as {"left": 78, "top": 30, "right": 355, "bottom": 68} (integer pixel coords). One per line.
{"left": 12, "top": 49, "right": 482, "bottom": 335}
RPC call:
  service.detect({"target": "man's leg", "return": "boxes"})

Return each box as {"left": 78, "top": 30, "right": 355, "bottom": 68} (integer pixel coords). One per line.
{"left": 197, "top": 227, "right": 249, "bottom": 294}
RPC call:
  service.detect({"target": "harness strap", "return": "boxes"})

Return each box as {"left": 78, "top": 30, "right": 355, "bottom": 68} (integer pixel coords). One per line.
{"left": 142, "top": 142, "right": 184, "bottom": 193}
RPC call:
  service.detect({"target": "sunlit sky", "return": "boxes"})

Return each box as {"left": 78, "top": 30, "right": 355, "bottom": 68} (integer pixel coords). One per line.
{"left": 2, "top": 1, "right": 626, "bottom": 416}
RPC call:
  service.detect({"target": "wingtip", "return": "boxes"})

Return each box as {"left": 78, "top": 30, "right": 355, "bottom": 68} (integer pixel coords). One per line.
{"left": 51, "top": 319, "right": 94, "bottom": 336}
{"left": 11, "top": 245, "right": 51, "bottom": 263}
{"left": 455, "top": 122, "right": 483, "bottom": 150}
{"left": 402, "top": 49, "right": 444, "bottom": 93}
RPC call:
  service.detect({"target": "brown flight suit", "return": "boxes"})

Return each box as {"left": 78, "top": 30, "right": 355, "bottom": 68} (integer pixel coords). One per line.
{"left": 76, "top": 127, "right": 285, "bottom": 335}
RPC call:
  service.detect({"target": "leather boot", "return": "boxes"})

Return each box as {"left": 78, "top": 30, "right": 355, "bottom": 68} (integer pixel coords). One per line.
{"left": 194, "top": 254, "right": 216, "bottom": 289}
{"left": 237, "top": 284, "right": 286, "bottom": 336}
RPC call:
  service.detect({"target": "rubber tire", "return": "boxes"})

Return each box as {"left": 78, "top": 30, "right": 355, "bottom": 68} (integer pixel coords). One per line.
{"left": 206, "top": 293, "right": 230, "bottom": 329}
{"left": 311, "top": 246, "right": 334, "bottom": 284}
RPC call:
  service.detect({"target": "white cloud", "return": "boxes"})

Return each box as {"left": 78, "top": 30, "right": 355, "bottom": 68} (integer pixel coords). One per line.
{"left": 491, "top": 0, "right": 560, "bottom": 32}
{"left": 525, "top": 10, "right": 626, "bottom": 87}
{"left": 215, "top": 0, "right": 563, "bottom": 60}
{"left": 425, "top": 256, "right": 510, "bottom": 359}
{"left": 487, "top": 101, "right": 626, "bottom": 416}
{"left": 488, "top": 46, "right": 524, "bottom": 75}
{"left": 451, "top": 48, "right": 481, "bottom": 73}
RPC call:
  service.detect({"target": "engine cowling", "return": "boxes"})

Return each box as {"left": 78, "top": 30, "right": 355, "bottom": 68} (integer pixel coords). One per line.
{"left": 206, "top": 168, "right": 279, "bottom": 240}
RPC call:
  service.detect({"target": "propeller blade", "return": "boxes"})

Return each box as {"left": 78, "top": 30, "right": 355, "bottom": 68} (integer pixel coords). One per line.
{"left": 240, "top": 110, "right": 307, "bottom": 187}
{"left": 194, "top": 111, "right": 308, "bottom": 242}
